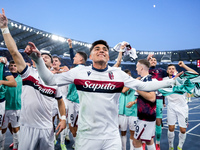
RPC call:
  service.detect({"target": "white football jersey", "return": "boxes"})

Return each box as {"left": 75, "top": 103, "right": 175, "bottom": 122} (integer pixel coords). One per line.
{"left": 20, "top": 66, "right": 62, "bottom": 129}
{"left": 52, "top": 65, "right": 172, "bottom": 139}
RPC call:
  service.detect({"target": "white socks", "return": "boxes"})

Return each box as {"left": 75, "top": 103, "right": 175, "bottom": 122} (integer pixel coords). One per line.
{"left": 0, "top": 132, "right": 5, "bottom": 150}
{"left": 168, "top": 130, "right": 175, "bottom": 148}
{"left": 178, "top": 132, "right": 186, "bottom": 148}
{"left": 60, "top": 129, "right": 66, "bottom": 145}
{"left": 121, "top": 135, "right": 127, "bottom": 150}
{"left": 13, "top": 132, "right": 19, "bottom": 149}
{"left": 147, "top": 144, "right": 156, "bottom": 150}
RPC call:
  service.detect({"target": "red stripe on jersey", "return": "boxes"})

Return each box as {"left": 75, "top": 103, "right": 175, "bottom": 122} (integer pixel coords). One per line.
{"left": 74, "top": 79, "right": 124, "bottom": 93}
{"left": 23, "top": 75, "right": 57, "bottom": 95}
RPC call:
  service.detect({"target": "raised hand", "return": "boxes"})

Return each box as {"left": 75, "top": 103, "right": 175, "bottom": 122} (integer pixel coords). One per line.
{"left": 120, "top": 42, "right": 127, "bottom": 50}
{"left": 0, "top": 8, "right": 8, "bottom": 28}
{"left": 67, "top": 39, "right": 72, "bottom": 48}
{"left": 178, "top": 61, "right": 185, "bottom": 67}
{"left": 147, "top": 53, "right": 154, "bottom": 61}
{"left": 24, "top": 42, "right": 41, "bottom": 57}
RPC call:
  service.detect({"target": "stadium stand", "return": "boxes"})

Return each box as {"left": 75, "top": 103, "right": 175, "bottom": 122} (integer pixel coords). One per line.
{"left": 0, "top": 19, "right": 200, "bottom": 76}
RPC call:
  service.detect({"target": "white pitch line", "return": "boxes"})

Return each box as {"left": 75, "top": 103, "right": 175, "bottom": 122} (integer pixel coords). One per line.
{"left": 188, "top": 120, "right": 200, "bottom": 122}
{"left": 188, "top": 103, "right": 200, "bottom": 106}
{"left": 186, "top": 123, "right": 200, "bottom": 133}
{"left": 188, "top": 112, "right": 200, "bottom": 114}
{"left": 189, "top": 105, "right": 200, "bottom": 111}
{"left": 162, "top": 127, "right": 200, "bottom": 137}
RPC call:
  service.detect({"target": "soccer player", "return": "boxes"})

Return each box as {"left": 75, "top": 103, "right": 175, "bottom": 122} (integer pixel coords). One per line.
{"left": 164, "top": 61, "right": 198, "bottom": 150}
{"left": 127, "top": 59, "right": 156, "bottom": 150}
{"left": 0, "top": 8, "right": 66, "bottom": 150}
{"left": 26, "top": 36, "right": 183, "bottom": 150}
{"left": 0, "top": 60, "right": 22, "bottom": 150}
{"left": 147, "top": 54, "right": 168, "bottom": 150}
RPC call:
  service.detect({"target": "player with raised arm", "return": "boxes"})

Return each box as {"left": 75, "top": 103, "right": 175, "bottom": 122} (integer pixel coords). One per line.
{"left": 0, "top": 8, "right": 66, "bottom": 150}
{"left": 165, "top": 61, "right": 198, "bottom": 150}
{"left": 147, "top": 54, "right": 167, "bottom": 150}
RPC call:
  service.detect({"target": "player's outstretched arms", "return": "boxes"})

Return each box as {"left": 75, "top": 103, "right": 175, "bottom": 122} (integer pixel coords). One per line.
{"left": 135, "top": 72, "right": 183, "bottom": 91}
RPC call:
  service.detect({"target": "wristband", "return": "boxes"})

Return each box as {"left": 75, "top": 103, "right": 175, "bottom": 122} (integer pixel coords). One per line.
{"left": 61, "top": 115, "right": 66, "bottom": 121}
{"left": 1, "top": 27, "right": 10, "bottom": 34}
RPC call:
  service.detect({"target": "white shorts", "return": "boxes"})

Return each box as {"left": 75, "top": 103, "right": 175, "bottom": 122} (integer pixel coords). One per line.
{"left": 75, "top": 136, "right": 122, "bottom": 150}
{"left": 119, "top": 115, "right": 137, "bottom": 131}
{"left": 68, "top": 101, "right": 79, "bottom": 127}
{"left": 0, "top": 101, "right": 5, "bottom": 127}
{"left": 2, "top": 110, "right": 20, "bottom": 129}
{"left": 134, "top": 119, "right": 155, "bottom": 142}
{"left": 167, "top": 105, "right": 188, "bottom": 128}
{"left": 18, "top": 125, "right": 54, "bottom": 150}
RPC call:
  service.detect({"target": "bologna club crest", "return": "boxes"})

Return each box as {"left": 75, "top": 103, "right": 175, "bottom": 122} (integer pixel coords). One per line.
{"left": 108, "top": 71, "right": 114, "bottom": 80}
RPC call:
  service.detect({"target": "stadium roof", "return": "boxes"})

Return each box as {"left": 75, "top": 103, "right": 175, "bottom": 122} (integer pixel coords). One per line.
{"left": 0, "top": 19, "right": 200, "bottom": 63}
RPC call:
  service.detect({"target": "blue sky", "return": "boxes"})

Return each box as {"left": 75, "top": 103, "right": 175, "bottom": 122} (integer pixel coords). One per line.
{"left": 2, "top": 0, "right": 200, "bottom": 51}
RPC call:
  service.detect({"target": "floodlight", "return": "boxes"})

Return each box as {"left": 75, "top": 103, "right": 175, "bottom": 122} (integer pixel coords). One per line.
{"left": 11, "top": 22, "right": 14, "bottom": 26}
{"left": 52, "top": 35, "right": 58, "bottom": 41}
{"left": 63, "top": 52, "right": 70, "bottom": 57}
{"left": 58, "top": 37, "right": 65, "bottom": 42}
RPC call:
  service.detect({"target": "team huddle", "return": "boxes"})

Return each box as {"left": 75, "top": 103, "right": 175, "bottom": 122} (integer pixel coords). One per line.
{"left": 0, "top": 8, "right": 199, "bottom": 150}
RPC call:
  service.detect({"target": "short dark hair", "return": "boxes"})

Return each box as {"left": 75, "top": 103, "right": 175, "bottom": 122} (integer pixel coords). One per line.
{"left": 53, "top": 56, "right": 61, "bottom": 62}
{"left": 90, "top": 40, "right": 109, "bottom": 52}
{"left": 9, "top": 60, "right": 15, "bottom": 65}
{"left": 124, "top": 69, "right": 131, "bottom": 74}
{"left": 168, "top": 64, "right": 176, "bottom": 68}
{"left": 138, "top": 59, "right": 150, "bottom": 68}
{"left": 77, "top": 51, "right": 88, "bottom": 63}
{"left": 41, "top": 53, "right": 53, "bottom": 63}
